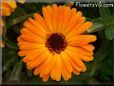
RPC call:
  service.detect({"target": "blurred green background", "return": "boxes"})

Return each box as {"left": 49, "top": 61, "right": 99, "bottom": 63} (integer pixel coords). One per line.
{"left": 2, "top": 2, "right": 114, "bottom": 85}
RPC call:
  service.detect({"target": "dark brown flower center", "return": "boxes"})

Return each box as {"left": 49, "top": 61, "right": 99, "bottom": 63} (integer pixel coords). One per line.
{"left": 46, "top": 33, "right": 67, "bottom": 54}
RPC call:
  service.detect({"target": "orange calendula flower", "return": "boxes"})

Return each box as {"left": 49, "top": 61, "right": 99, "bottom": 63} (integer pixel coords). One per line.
{"left": 0, "top": 0, "right": 25, "bottom": 16}
{"left": 17, "top": 4, "right": 97, "bottom": 81}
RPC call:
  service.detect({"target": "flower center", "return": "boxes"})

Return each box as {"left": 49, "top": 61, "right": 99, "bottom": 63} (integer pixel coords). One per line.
{"left": 46, "top": 33, "right": 67, "bottom": 54}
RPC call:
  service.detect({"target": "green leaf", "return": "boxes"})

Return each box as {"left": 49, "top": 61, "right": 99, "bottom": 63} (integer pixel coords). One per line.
{"left": 9, "top": 59, "right": 23, "bottom": 81}
{"left": 6, "top": 13, "right": 33, "bottom": 29}
{"left": 105, "top": 25, "right": 114, "bottom": 40}
{"left": 99, "top": 5, "right": 114, "bottom": 40}
{"left": 87, "top": 23, "right": 104, "bottom": 33}
{"left": 99, "top": 57, "right": 113, "bottom": 81}
{"left": 10, "top": 7, "right": 26, "bottom": 19}
{"left": 87, "top": 15, "right": 114, "bottom": 33}
{"left": 94, "top": 39, "right": 112, "bottom": 63}
{"left": 99, "top": 7, "right": 111, "bottom": 18}
{"left": 11, "top": 13, "right": 33, "bottom": 25}
{"left": 2, "top": 36, "right": 18, "bottom": 50}
{"left": 2, "top": 48, "right": 17, "bottom": 65}
{"left": 3, "top": 55, "right": 16, "bottom": 73}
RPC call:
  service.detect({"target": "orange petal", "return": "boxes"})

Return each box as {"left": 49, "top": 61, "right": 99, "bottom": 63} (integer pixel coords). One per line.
{"left": 23, "top": 47, "right": 48, "bottom": 62}
{"left": 52, "top": 4, "right": 58, "bottom": 32}
{"left": 27, "top": 50, "right": 50, "bottom": 69}
{"left": 42, "top": 6, "right": 53, "bottom": 33}
{"left": 1, "top": 3, "right": 11, "bottom": 16}
{"left": 17, "top": 36, "right": 23, "bottom": 42}
{"left": 43, "top": 54, "right": 57, "bottom": 76}
{"left": 61, "top": 6, "right": 77, "bottom": 33}
{"left": 57, "top": 6, "right": 64, "bottom": 33}
{"left": 34, "top": 64, "right": 43, "bottom": 75}
{"left": 81, "top": 44, "right": 95, "bottom": 51}
{"left": 61, "top": 51, "right": 72, "bottom": 73}
{"left": 28, "top": 18, "right": 47, "bottom": 33}
{"left": 69, "top": 57, "right": 82, "bottom": 72}
{"left": 75, "top": 21, "right": 93, "bottom": 34}
{"left": 19, "top": 43, "right": 45, "bottom": 50}
{"left": 67, "top": 47, "right": 94, "bottom": 62}
{"left": 33, "top": 13, "right": 48, "bottom": 32}
{"left": 18, "top": 37, "right": 44, "bottom": 45}
{"left": 71, "top": 8, "right": 77, "bottom": 13}
{"left": 18, "top": 50, "right": 29, "bottom": 56}
{"left": 61, "top": 61, "right": 71, "bottom": 81}
{"left": 80, "top": 56, "right": 93, "bottom": 62}
{"left": 42, "top": 74, "right": 49, "bottom": 82}
{"left": 66, "top": 21, "right": 92, "bottom": 39}
{"left": 23, "top": 20, "right": 47, "bottom": 39}
{"left": 67, "top": 46, "right": 93, "bottom": 56}
{"left": 1, "top": 19, "right": 4, "bottom": 27}
{"left": 50, "top": 54, "right": 58, "bottom": 80}
{"left": 50, "top": 63, "right": 56, "bottom": 80}
{"left": 26, "top": 65, "right": 33, "bottom": 70}
{"left": 55, "top": 55, "right": 62, "bottom": 81}
{"left": 66, "top": 16, "right": 86, "bottom": 37}
{"left": 72, "top": 67, "right": 80, "bottom": 76}
{"left": 20, "top": 34, "right": 45, "bottom": 44}
{"left": 18, "top": 48, "right": 46, "bottom": 57}
{"left": 68, "top": 35, "right": 97, "bottom": 46}
{"left": 65, "top": 47, "right": 86, "bottom": 72}
{"left": 63, "top": 11, "right": 82, "bottom": 35}
{"left": 39, "top": 54, "right": 53, "bottom": 78}
{"left": 20, "top": 28, "right": 45, "bottom": 42}
{"left": 7, "top": 0, "right": 17, "bottom": 9}
{"left": 61, "top": 6, "right": 71, "bottom": 32}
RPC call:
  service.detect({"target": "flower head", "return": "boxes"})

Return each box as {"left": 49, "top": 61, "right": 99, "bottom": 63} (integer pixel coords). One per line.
{"left": 1, "top": 0, "right": 25, "bottom": 16}
{"left": 17, "top": 4, "right": 97, "bottom": 81}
